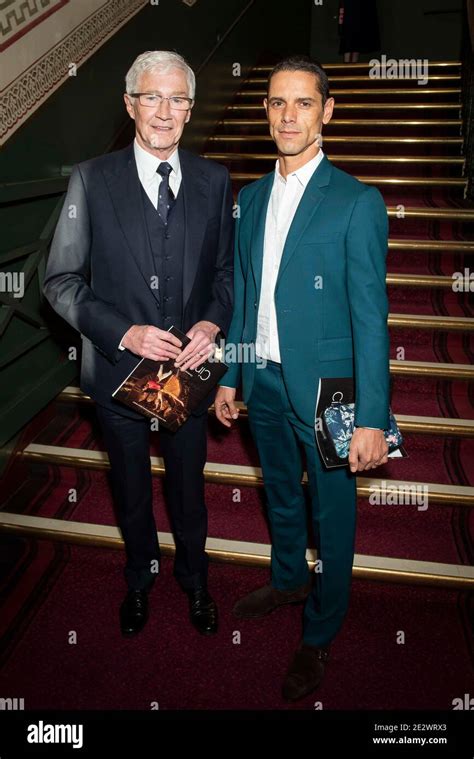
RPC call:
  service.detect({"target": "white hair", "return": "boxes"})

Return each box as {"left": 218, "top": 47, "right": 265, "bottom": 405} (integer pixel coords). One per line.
{"left": 125, "top": 50, "right": 195, "bottom": 99}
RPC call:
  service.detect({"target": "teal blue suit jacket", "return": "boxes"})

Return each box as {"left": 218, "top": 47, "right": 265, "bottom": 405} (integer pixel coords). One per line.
{"left": 223, "top": 154, "right": 391, "bottom": 430}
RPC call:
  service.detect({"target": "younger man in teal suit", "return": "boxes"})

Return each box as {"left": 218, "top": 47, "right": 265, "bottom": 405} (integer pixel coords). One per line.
{"left": 215, "top": 56, "right": 390, "bottom": 701}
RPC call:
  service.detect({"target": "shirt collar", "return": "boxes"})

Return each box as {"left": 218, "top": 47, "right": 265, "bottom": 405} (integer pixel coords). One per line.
{"left": 133, "top": 138, "right": 180, "bottom": 179}
{"left": 275, "top": 148, "right": 325, "bottom": 187}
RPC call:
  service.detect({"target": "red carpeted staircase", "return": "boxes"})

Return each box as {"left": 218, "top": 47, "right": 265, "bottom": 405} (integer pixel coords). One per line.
{"left": 0, "top": 60, "right": 473, "bottom": 710}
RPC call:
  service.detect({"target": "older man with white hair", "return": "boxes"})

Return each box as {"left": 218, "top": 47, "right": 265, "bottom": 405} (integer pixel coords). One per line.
{"left": 43, "top": 51, "right": 234, "bottom": 637}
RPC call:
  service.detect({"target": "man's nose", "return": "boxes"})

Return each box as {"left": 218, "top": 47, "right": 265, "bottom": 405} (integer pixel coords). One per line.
{"left": 154, "top": 99, "right": 172, "bottom": 117}
{"left": 281, "top": 105, "right": 297, "bottom": 122}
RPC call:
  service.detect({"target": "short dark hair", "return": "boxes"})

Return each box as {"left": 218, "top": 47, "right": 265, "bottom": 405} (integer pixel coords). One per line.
{"left": 267, "top": 55, "right": 330, "bottom": 106}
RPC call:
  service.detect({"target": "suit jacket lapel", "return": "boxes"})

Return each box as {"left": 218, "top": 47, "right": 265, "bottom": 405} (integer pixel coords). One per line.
{"left": 249, "top": 171, "right": 273, "bottom": 301}
{"left": 275, "top": 154, "right": 332, "bottom": 290}
{"left": 179, "top": 148, "right": 210, "bottom": 309}
{"left": 102, "top": 144, "right": 160, "bottom": 305}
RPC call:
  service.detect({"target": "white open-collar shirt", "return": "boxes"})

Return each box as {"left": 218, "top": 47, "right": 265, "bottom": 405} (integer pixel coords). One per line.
{"left": 255, "top": 148, "right": 325, "bottom": 363}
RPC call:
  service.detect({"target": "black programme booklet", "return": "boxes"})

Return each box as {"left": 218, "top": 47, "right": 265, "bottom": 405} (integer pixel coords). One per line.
{"left": 314, "top": 377, "right": 408, "bottom": 469}
{"left": 112, "top": 325, "right": 227, "bottom": 431}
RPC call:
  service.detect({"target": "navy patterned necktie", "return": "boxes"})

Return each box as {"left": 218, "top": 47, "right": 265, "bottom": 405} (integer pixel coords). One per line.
{"left": 156, "top": 161, "right": 175, "bottom": 225}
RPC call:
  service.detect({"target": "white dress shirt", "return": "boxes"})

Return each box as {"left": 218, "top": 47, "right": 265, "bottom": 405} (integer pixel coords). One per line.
{"left": 118, "top": 140, "right": 182, "bottom": 350}
{"left": 133, "top": 137, "right": 182, "bottom": 208}
{"left": 255, "top": 149, "right": 325, "bottom": 363}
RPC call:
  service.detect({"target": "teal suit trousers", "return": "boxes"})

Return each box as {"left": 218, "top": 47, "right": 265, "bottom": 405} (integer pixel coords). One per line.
{"left": 247, "top": 359, "right": 357, "bottom": 647}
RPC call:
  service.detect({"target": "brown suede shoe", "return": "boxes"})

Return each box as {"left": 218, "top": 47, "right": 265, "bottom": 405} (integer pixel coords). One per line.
{"left": 232, "top": 580, "right": 312, "bottom": 619}
{"left": 282, "top": 643, "right": 330, "bottom": 702}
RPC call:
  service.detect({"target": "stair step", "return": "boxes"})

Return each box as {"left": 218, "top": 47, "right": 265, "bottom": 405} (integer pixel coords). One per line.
{"left": 388, "top": 313, "right": 473, "bottom": 331}
{"left": 19, "top": 444, "right": 474, "bottom": 506}
{"left": 246, "top": 75, "right": 462, "bottom": 84}
{"left": 386, "top": 273, "right": 462, "bottom": 288}
{"left": 218, "top": 409, "right": 474, "bottom": 436}
{"left": 1, "top": 511, "right": 472, "bottom": 588}
{"left": 390, "top": 360, "right": 473, "bottom": 379}
{"left": 363, "top": 414, "right": 474, "bottom": 436}
{"left": 209, "top": 135, "right": 464, "bottom": 145}
{"left": 221, "top": 118, "right": 462, "bottom": 127}
{"left": 60, "top": 386, "right": 474, "bottom": 419}
{"left": 237, "top": 88, "right": 461, "bottom": 96}
{"left": 388, "top": 206, "right": 474, "bottom": 219}
{"left": 206, "top": 152, "right": 464, "bottom": 165}
{"left": 388, "top": 239, "right": 474, "bottom": 251}
{"left": 228, "top": 103, "right": 462, "bottom": 111}
{"left": 252, "top": 61, "right": 461, "bottom": 72}
{"left": 231, "top": 173, "right": 467, "bottom": 187}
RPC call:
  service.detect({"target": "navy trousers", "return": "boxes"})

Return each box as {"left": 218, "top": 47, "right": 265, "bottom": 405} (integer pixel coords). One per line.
{"left": 96, "top": 403, "right": 209, "bottom": 592}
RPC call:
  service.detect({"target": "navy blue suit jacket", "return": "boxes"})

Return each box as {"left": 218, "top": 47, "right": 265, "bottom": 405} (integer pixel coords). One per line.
{"left": 43, "top": 143, "right": 234, "bottom": 419}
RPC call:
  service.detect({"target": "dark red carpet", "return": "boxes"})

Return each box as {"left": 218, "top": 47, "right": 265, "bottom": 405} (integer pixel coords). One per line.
{"left": 0, "top": 539, "right": 472, "bottom": 710}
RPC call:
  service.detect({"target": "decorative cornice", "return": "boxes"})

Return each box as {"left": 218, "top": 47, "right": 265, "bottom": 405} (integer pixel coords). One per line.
{"left": 0, "top": 0, "right": 69, "bottom": 52}
{"left": 0, "top": 0, "right": 148, "bottom": 145}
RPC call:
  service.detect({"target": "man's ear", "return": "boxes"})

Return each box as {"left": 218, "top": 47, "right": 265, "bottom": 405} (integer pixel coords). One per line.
{"left": 322, "top": 97, "right": 334, "bottom": 125}
{"left": 124, "top": 93, "right": 136, "bottom": 121}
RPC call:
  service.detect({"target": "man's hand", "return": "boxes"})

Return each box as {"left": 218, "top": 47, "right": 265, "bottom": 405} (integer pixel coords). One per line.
{"left": 174, "top": 321, "right": 220, "bottom": 371}
{"left": 215, "top": 386, "right": 239, "bottom": 427}
{"left": 121, "top": 325, "right": 182, "bottom": 361}
{"left": 348, "top": 428, "right": 389, "bottom": 473}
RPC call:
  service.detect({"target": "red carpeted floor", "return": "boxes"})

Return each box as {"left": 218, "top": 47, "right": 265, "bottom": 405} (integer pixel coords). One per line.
{"left": 0, "top": 538, "right": 472, "bottom": 710}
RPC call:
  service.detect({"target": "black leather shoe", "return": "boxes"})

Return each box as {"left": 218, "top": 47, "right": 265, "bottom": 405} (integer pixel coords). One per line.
{"left": 120, "top": 589, "right": 149, "bottom": 637}
{"left": 233, "top": 580, "right": 312, "bottom": 619}
{"left": 282, "top": 643, "right": 330, "bottom": 702}
{"left": 187, "top": 587, "right": 218, "bottom": 635}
